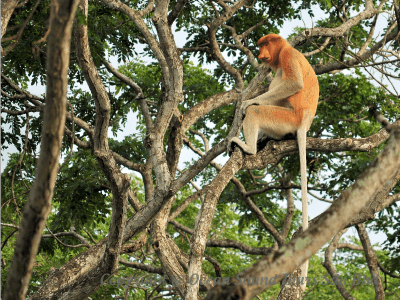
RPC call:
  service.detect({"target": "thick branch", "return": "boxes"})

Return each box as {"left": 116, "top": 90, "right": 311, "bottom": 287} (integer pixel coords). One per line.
{"left": 204, "top": 125, "right": 400, "bottom": 300}
{"left": 323, "top": 229, "right": 356, "bottom": 300}
{"left": 167, "top": 0, "right": 188, "bottom": 25}
{"left": 289, "top": 1, "right": 377, "bottom": 48}
{"left": 185, "top": 148, "right": 244, "bottom": 299}
{"left": 1, "top": 0, "right": 20, "bottom": 38}
{"left": 98, "top": 0, "right": 169, "bottom": 80}
{"left": 242, "top": 123, "right": 395, "bottom": 170}
{"left": 3, "top": 1, "right": 79, "bottom": 299}
{"left": 355, "top": 223, "right": 385, "bottom": 299}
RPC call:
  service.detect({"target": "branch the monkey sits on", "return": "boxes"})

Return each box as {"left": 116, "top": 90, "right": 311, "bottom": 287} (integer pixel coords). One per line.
{"left": 228, "top": 34, "right": 319, "bottom": 290}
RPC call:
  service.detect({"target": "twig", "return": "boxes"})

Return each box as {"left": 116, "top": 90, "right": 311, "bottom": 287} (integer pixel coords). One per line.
{"left": 44, "top": 224, "right": 91, "bottom": 248}
{"left": 59, "top": 103, "right": 75, "bottom": 171}
{"left": 373, "top": 110, "right": 393, "bottom": 132}
{"left": 2, "top": 0, "right": 41, "bottom": 56}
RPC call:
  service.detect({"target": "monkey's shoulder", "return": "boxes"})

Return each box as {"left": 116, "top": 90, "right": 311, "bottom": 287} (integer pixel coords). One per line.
{"left": 280, "top": 46, "right": 312, "bottom": 66}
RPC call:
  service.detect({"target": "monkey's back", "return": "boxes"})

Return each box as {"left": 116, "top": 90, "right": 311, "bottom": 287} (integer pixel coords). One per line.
{"left": 287, "top": 47, "right": 319, "bottom": 117}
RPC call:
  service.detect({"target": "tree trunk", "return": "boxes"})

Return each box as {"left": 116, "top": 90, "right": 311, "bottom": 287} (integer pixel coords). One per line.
{"left": 3, "top": 0, "right": 79, "bottom": 298}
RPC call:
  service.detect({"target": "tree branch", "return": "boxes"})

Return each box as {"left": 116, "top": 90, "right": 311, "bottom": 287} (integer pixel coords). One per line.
{"left": 204, "top": 125, "right": 400, "bottom": 299}
{"left": 355, "top": 223, "right": 385, "bottom": 298}
{"left": 323, "top": 229, "right": 356, "bottom": 300}
{"left": 3, "top": 1, "right": 79, "bottom": 298}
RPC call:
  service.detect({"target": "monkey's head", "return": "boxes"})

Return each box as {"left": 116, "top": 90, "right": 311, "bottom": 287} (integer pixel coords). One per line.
{"left": 257, "top": 34, "right": 286, "bottom": 69}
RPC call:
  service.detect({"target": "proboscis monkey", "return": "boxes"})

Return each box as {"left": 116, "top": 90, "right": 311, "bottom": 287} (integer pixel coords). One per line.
{"left": 228, "top": 34, "right": 319, "bottom": 290}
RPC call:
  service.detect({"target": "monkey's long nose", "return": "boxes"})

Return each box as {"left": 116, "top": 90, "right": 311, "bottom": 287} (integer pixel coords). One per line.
{"left": 258, "top": 54, "right": 269, "bottom": 61}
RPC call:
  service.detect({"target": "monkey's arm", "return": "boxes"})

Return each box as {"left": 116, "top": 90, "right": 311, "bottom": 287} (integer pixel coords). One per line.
{"left": 253, "top": 81, "right": 302, "bottom": 103}
{"left": 241, "top": 81, "right": 302, "bottom": 111}
{"left": 242, "top": 50, "right": 304, "bottom": 110}
{"left": 240, "top": 80, "right": 303, "bottom": 113}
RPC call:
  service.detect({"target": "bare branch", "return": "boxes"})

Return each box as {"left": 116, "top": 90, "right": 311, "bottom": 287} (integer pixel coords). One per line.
{"left": 205, "top": 0, "right": 251, "bottom": 89}
{"left": 303, "top": 37, "right": 331, "bottom": 57}
{"left": 1, "top": 0, "right": 20, "bottom": 38}
{"left": 167, "top": 0, "right": 188, "bottom": 25}
{"left": 1, "top": 0, "right": 41, "bottom": 56}
{"left": 44, "top": 224, "right": 91, "bottom": 248}
{"left": 119, "top": 258, "right": 163, "bottom": 274}
{"left": 222, "top": 24, "right": 260, "bottom": 71}
{"left": 1, "top": 223, "right": 19, "bottom": 230}
{"left": 377, "top": 261, "right": 400, "bottom": 279}
{"left": 189, "top": 129, "right": 210, "bottom": 152}
{"left": 98, "top": 0, "right": 169, "bottom": 81}
{"left": 207, "top": 26, "right": 244, "bottom": 88}
{"left": 337, "top": 243, "right": 364, "bottom": 251}
{"left": 184, "top": 136, "right": 285, "bottom": 244}
{"left": 1, "top": 73, "right": 44, "bottom": 102}
{"left": 314, "top": 28, "right": 398, "bottom": 75}
{"left": 373, "top": 110, "right": 393, "bottom": 132}
{"left": 204, "top": 125, "right": 400, "bottom": 299}
{"left": 103, "top": 59, "right": 153, "bottom": 129}
{"left": 289, "top": 2, "right": 377, "bottom": 47}
{"left": 323, "top": 229, "right": 356, "bottom": 300}
{"left": 206, "top": 238, "right": 276, "bottom": 256}
{"left": 355, "top": 223, "right": 385, "bottom": 298}
{"left": 241, "top": 121, "right": 396, "bottom": 170}
{"left": 3, "top": 1, "right": 79, "bottom": 298}
{"left": 185, "top": 148, "right": 244, "bottom": 299}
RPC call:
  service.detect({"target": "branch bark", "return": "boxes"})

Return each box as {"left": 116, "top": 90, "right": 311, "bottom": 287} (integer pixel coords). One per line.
{"left": 355, "top": 223, "right": 385, "bottom": 299}
{"left": 1, "top": 0, "right": 20, "bottom": 38}
{"left": 3, "top": 1, "right": 79, "bottom": 299}
{"left": 204, "top": 125, "right": 400, "bottom": 300}
{"left": 241, "top": 122, "right": 396, "bottom": 170}
{"left": 184, "top": 148, "right": 244, "bottom": 299}
{"left": 323, "top": 229, "right": 356, "bottom": 300}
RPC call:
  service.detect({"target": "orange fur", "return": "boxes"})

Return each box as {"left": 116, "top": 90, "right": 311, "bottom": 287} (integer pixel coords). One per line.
{"left": 229, "top": 33, "right": 319, "bottom": 156}
{"left": 256, "top": 35, "right": 318, "bottom": 131}
{"left": 228, "top": 34, "right": 319, "bottom": 291}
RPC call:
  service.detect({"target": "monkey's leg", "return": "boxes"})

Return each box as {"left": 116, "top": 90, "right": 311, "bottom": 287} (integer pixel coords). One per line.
{"left": 254, "top": 105, "right": 298, "bottom": 154}
{"left": 239, "top": 112, "right": 260, "bottom": 155}
{"left": 228, "top": 113, "right": 259, "bottom": 155}
{"left": 229, "top": 105, "right": 299, "bottom": 155}
{"left": 257, "top": 131, "right": 297, "bottom": 152}
{"left": 253, "top": 105, "right": 299, "bottom": 139}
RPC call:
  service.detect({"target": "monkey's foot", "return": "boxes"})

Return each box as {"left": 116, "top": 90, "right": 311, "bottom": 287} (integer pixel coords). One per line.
{"left": 282, "top": 132, "right": 297, "bottom": 140}
{"left": 227, "top": 139, "right": 239, "bottom": 157}
{"left": 228, "top": 137, "right": 257, "bottom": 156}
{"left": 256, "top": 132, "right": 297, "bottom": 152}
{"left": 240, "top": 103, "right": 259, "bottom": 120}
{"left": 256, "top": 136, "right": 274, "bottom": 153}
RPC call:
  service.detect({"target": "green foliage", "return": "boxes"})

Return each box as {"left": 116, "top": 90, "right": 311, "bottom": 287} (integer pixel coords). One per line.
{"left": 2, "top": 0, "right": 400, "bottom": 298}
{"left": 51, "top": 149, "right": 111, "bottom": 231}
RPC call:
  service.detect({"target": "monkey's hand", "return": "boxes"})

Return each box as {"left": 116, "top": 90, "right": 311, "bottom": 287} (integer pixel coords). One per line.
{"left": 241, "top": 100, "right": 260, "bottom": 110}
{"left": 227, "top": 137, "right": 241, "bottom": 156}
{"left": 240, "top": 100, "right": 260, "bottom": 117}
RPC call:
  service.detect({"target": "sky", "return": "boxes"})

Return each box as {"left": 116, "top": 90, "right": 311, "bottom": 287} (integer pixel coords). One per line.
{"left": 1, "top": 4, "right": 394, "bottom": 245}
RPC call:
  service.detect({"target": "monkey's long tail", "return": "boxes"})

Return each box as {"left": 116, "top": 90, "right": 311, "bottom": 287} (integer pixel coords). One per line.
{"left": 297, "top": 126, "right": 308, "bottom": 232}
{"left": 297, "top": 125, "right": 309, "bottom": 291}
